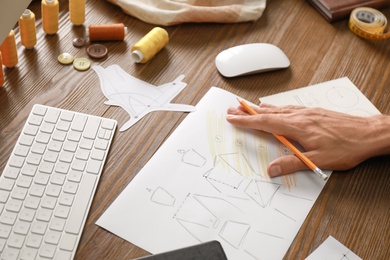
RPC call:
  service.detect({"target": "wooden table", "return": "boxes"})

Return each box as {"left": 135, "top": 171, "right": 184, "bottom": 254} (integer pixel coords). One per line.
{"left": 1, "top": 0, "right": 389, "bottom": 259}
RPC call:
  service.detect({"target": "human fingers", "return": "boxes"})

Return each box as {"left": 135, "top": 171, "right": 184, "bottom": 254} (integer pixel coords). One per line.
{"left": 227, "top": 106, "right": 250, "bottom": 116}
{"left": 267, "top": 154, "right": 308, "bottom": 177}
{"left": 226, "top": 110, "right": 301, "bottom": 137}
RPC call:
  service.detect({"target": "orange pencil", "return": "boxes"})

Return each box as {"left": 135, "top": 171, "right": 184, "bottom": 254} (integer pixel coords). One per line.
{"left": 237, "top": 98, "right": 328, "bottom": 181}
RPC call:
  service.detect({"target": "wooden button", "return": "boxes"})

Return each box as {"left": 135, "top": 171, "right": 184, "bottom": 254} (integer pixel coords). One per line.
{"left": 73, "top": 38, "right": 86, "bottom": 47}
{"left": 73, "top": 58, "right": 91, "bottom": 71}
{"left": 87, "top": 44, "right": 108, "bottom": 59}
{"left": 58, "top": 53, "right": 74, "bottom": 65}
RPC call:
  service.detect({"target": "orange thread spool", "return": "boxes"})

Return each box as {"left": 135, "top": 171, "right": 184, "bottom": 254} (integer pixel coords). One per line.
{"left": 69, "top": 0, "right": 86, "bottom": 26}
{"left": 0, "top": 30, "right": 18, "bottom": 68}
{"left": 0, "top": 52, "right": 4, "bottom": 86}
{"left": 19, "top": 9, "right": 37, "bottom": 49}
{"left": 42, "top": 0, "right": 59, "bottom": 35}
{"left": 88, "top": 24, "right": 127, "bottom": 41}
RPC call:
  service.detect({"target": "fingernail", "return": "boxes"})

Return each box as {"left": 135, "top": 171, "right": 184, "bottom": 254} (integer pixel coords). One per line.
{"left": 226, "top": 114, "right": 237, "bottom": 119}
{"left": 268, "top": 165, "right": 282, "bottom": 177}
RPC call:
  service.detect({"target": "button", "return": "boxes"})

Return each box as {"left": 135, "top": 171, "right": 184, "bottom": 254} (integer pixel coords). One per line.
{"left": 87, "top": 44, "right": 108, "bottom": 59}
{"left": 58, "top": 53, "right": 74, "bottom": 65}
{"left": 73, "top": 58, "right": 91, "bottom": 71}
{"left": 73, "top": 38, "right": 86, "bottom": 47}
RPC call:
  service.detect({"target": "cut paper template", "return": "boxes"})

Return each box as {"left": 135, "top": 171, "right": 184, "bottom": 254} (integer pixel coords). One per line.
{"left": 305, "top": 236, "right": 362, "bottom": 260}
{"left": 96, "top": 78, "right": 381, "bottom": 260}
{"left": 93, "top": 65, "right": 196, "bottom": 131}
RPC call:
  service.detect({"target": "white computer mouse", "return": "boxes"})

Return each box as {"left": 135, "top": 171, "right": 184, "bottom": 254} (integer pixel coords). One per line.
{"left": 215, "top": 43, "right": 290, "bottom": 77}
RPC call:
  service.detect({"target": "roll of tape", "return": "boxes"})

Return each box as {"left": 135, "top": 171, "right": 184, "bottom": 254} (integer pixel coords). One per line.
{"left": 349, "top": 7, "right": 390, "bottom": 40}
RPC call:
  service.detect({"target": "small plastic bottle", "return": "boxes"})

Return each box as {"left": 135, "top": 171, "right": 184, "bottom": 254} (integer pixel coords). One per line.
{"left": 42, "top": 0, "right": 59, "bottom": 34}
{"left": 69, "top": 0, "right": 86, "bottom": 26}
{"left": 19, "top": 9, "right": 37, "bottom": 49}
{"left": 0, "top": 30, "right": 18, "bottom": 68}
{"left": 131, "top": 27, "right": 169, "bottom": 63}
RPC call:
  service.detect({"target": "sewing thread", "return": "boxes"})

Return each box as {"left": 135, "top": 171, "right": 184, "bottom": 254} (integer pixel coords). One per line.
{"left": 88, "top": 23, "right": 127, "bottom": 41}
{"left": 131, "top": 27, "right": 169, "bottom": 63}
{"left": 0, "top": 30, "right": 18, "bottom": 68}
{"left": 42, "top": 0, "right": 59, "bottom": 35}
{"left": 19, "top": 9, "right": 37, "bottom": 49}
{"left": 0, "top": 53, "right": 4, "bottom": 86}
{"left": 69, "top": 0, "right": 85, "bottom": 26}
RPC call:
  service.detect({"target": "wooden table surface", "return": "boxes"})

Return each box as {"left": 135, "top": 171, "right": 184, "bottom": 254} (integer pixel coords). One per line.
{"left": 1, "top": 0, "right": 389, "bottom": 259}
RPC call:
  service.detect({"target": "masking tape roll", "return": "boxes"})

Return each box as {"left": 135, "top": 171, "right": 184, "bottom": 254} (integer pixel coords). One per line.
{"left": 349, "top": 7, "right": 390, "bottom": 40}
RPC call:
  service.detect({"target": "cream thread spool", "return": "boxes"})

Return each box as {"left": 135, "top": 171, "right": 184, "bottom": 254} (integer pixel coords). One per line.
{"left": 131, "top": 27, "right": 169, "bottom": 63}
{"left": 42, "top": 0, "right": 59, "bottom": 35}
{"left": 88, "top": 23, "right": 128, "bottom": 41}
{"left": 69, "top": 0, "right": 86, "bottom": 26}
{"left": 0, "top": 52, "right": 4, "bottom": 86}
{"left": 19, "top": 9, "right": 37, "bottom": 49}
{"left": 0, "top": 30, "right": 18, "bottom": 68}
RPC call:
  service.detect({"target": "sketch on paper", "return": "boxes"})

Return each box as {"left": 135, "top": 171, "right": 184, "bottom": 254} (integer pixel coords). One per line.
{"left": 97, "top": 78, "right": 380, "bottom": 260}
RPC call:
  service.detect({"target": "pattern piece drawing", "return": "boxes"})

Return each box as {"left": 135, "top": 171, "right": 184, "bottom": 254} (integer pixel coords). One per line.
{"left": 93, "top": 64, "right": 196, "bottom": 131}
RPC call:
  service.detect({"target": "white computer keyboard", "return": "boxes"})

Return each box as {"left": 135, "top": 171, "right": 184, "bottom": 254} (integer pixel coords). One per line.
{"left": 0, "top": 104, "right": 117, "bottom": 260}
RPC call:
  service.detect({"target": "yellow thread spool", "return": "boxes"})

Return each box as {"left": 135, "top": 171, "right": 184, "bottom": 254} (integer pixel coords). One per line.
{"left": 131, "top": 27, "right": 169, "bottom": 63}
{"left": 0, "top": 30, "right": 18, "bottom": 68}
{"left": 19, "top": 9, "right": 37, "bottom": 49}
{"left": 69, "top": 0, "right": 86, "bottom": 26}
{"left": 0, "top": 52, "right": 4, "bottom": 86}
{"left": 42, "top": 0, "right": 59, "bottom": 35}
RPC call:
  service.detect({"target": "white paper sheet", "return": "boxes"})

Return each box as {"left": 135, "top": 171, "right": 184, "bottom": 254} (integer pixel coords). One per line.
{"left": 96, "top": 78, "right": 380, "bottom": 260}
{"left": 305, "top": 236, "right": 362, "bottom": 260}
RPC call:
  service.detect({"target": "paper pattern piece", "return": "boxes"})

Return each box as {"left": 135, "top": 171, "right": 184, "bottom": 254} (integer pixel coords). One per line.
{"left": 93, "top": 65, "right": 196, "bottom": 132}
{"left": 96, "top": 78, "right": 380, "bottom": 260}
{"left": 305, "top": 236, "right": 362, "bottom": 260}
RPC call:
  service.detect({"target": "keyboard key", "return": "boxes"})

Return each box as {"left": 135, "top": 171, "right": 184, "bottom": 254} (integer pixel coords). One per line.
{"left": 13, "top": 221, "right": 31, "bottom": 235}
{"left": 20, "top": 247, "right": 38, "bottom": 259}
{"left": 32, "top": 105, "right": 47, "bottom": 116}
{"left": 25, "top": 234, "right": 43, "bottom": 248}
{"left": 44, "top": 230, "right": 62, "bottom": 245}
{"left": 0, "top": 178, "right": 15, "bottom": 191}
{"left": 71, "top": 114, "right": 87, "bottom": 132}
{"left": 31, "top": 142, "right": 46, "bottom": 155}
{"left": 83, "top": 117, "right": 101, "bottom": 139}
{"left": 0, "top": 223, "right": 12, "bottom": 238}
{"left": 45, "top": 109, "right": 61, "bottom": 124}
{"left": 3, "top": 166, "right": 20, "bottom": 179}
{"left": 28, "top": 114, "right": 43, "bottom": 126}
{"left": 9, "top": 155, "right": 25, "bottom": 168}
{"left": 40, "top": 122, "right": 55, "bottom": 134}
{"left": 65, "top": 174, "right": 97, "bottom": 234}
{"left": 2, "top": 247, "right": 20, "bottom": 260}
{"left": 39, "top": 243, "right": 56, "bottom": 258}
{"left": 59, "top": 233, "right": 78, "bottom": 251}
{"left": 8, "top": 233, "right": 25, "bottom": 248}
{"left": 14, "top": 145, "right": 30, "bottom": 157}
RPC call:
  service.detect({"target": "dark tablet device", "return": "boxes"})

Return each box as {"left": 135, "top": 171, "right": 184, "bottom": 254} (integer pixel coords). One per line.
{"left": 135, "top": 240, "right": 228, "bottom": 260}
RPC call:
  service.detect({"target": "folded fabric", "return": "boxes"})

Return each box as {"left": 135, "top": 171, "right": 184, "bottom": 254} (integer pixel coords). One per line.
{"left": 107, "top": 0, "right": 267, "bottom": 26}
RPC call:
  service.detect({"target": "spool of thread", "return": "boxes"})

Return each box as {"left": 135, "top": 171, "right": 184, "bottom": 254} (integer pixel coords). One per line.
{"left": 0, "top": 30, "right": 18, "bottom": 68}
{"left": 0, "top": 52, "right": 4, "bottom": 86}
{"left": 42, "top": 0, "right": 59, "bottom": 35}
{"left": 131, "top": 27, "right": 169, "bottom": 63}
{"left": 88, "top": 24, "right": 128, "bottom": 41}
{"left": 19, "top": 9, "right": 37, "bottom": 49}
{"left": 69, "top": 0, "right": 86, "bottom": 26}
